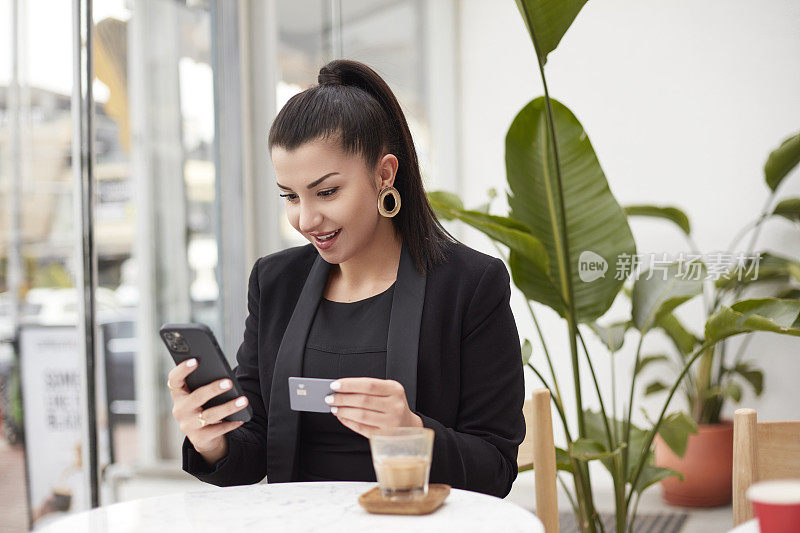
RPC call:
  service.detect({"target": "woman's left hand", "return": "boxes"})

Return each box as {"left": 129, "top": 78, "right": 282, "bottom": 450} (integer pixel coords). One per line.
{"left": 325, "top": 377, "right": 423, "bottom": 438}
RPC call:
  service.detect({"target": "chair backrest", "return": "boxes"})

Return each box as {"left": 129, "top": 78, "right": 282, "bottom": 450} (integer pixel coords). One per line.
{"left": 732, "top": 408, "right": 800, "bottom": 525}
{"left": 518, "top": 389, "right": 558, "bottom": 533}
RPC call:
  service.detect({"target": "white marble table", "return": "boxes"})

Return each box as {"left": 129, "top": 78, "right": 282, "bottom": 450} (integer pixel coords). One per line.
{"left": 729, "top": 518, "right": 759, "bottom": 532}
{"left": 35, "top": 481, "right": 544, "bottom": 533}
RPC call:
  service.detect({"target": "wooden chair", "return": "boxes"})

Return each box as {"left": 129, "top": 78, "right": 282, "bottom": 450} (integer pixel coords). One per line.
{"left": 732, "top": 408, "right": 800, "bottom": 525}
{"left": 518, "top": 389, "right": 559, "bottom": 532}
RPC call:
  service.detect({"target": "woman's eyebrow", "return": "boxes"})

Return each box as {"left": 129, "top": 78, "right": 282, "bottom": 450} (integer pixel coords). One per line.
{"left": 277, "top": 172, "right": 339, "bottom": 191}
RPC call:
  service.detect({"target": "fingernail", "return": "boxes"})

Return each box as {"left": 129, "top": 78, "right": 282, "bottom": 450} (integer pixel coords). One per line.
{"left": 324, "top": 395, "right": 334, "bottom": 404}
{"left": 330, "top": 406, "right": 338, "bottom": 414}
{"left": 330, "top": 381, "right": 341, "bottom": 390}
{"left": 235, "top": 396, "right": 247, "bottom": 407}
{"left": 186, "top": 358, "right": 197, "bottom": 367}
{"left": 220, "top": 380, "right": 231, "bottom": 390}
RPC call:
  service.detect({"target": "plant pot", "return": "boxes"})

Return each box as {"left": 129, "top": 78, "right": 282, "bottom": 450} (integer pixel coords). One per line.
{"left": 654, "top": 421, "right": 733, "bottom": 507}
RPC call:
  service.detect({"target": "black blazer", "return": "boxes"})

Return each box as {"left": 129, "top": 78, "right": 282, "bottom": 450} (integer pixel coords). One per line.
{"left": 182, "top": 239, "right": 526, "bottom": 498}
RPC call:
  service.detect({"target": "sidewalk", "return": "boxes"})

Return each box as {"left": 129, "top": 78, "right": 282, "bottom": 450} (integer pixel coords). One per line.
{"left": 0, "top": 440, "right": 28, "bottom": 533}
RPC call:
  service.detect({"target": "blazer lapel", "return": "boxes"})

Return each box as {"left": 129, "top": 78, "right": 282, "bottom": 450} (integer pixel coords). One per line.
{"left": 265, "top": 240, "right": 427, "bottom": 482}
{"left": 386, "top": 240, "right": 426, "bottom": 411}
{"left": 266, "top": 249, "right": 331, "bottom": 482}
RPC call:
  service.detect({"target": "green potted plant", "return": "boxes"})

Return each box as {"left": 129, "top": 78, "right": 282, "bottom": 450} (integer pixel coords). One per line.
{"left": 425, "top": 1, "right": 800, "bottom": 530}
{"left": 622, "top": 131, "right": 800, "bottom": 507}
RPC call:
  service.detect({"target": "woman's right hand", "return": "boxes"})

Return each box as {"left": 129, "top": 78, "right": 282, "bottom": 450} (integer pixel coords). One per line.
{"left": 167, "top": 358, "right": 249, "bottom": 459}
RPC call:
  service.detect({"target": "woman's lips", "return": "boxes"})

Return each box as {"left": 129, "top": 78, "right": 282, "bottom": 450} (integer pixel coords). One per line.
{"left": 312, "top": 228, "right": 341, "bottom": 249}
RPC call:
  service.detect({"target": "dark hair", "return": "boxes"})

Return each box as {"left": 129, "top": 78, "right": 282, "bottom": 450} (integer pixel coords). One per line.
{"left": 267, "top": 59, "right": 459, "bottom": 274}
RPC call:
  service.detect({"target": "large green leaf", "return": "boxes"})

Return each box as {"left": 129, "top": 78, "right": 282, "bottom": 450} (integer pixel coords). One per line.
{"left": 773, "top": 198, "right": 800, "bottom": 223}
{"left": 705, "top": 298, "right": 800, "bottom": 343}
{"left": 427, "top": 190, "right": 463, "bottom": 212}
{"left": 634, "top": 464, "right": 683, "bottom": 494}
{"left": 705, "top": 382, "right": 744, "bottom": 403}
{"left": 730, "top": 362, "right": 764, "bottom": 396}
{"left": 634, "top": 354, "right": 670, "bottom": 376}
{"left": 657, "top": 312, "right": 701, "bottom": 356}
{"left": 657, "top": 412, "right": 698, "bottom": 458}
{"left": 659, "top": 320, "right": 699, "bottom": 356}
{"left": 777, "top": 288, "right": 800, "bottom": 300}
{"left": 429, "top": 199, "right": 534, "bottom": 234}
{"left": 506, "top": 97, "right": 636, "bottom": 322}
{"left": 765, "top": 132, "right": 800, "bottom": 191}
{"left": 570, "top": 438, "right": 618, "bottom": 462}
{"left": 624, "top": 204, "right": 691, "bottom": 235}
{"left": 716, "top": 252, "right": 800, "bottom": 290}
{"left": 584, "top": 410, "right": 687, "bottom": 493}
{"left": 555, "top": 446, "right": 573, "bottom": 473}
{"left": 644, "top": 381, "right": 668, "bottom": 396}
{"left": 428, "top": 200, "right": 549, "bottom": 275}
{"left": 514, "top": 0, "right": 588, "bottom": 66}
{"left": 587, "top": 321, "right": 631, "bottom": 353}
{"left": 632, "top": 262, "right": 705, "bottom": 334}
{"left": 584, "top": 410, "right": 647, "bottom": 480}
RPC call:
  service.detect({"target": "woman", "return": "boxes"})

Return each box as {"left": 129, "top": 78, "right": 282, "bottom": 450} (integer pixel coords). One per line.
{"left": 167, "top": 59, "right": 525, "bottom": 498}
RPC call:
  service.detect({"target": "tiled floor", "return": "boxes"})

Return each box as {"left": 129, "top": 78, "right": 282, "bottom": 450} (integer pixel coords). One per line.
{"left": 0, "top": 441, "right": 29, "bottom": 533}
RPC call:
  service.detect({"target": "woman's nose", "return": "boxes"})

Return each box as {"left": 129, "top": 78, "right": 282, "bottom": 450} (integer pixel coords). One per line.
{"left": 298, "top": 205, "right": 322, "bottom": 234}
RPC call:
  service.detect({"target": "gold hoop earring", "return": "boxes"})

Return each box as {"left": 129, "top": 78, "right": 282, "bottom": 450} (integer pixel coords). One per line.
{"left": 378, "top": 186, "right": 401, "bottom": 218}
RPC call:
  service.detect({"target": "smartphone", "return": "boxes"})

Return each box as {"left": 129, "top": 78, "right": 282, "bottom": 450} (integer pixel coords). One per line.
{"left": 288, "top": 376, "right": 336, "bottom": 413}
{"left": 159, "top": 323, "right": 253, "bottom": 423}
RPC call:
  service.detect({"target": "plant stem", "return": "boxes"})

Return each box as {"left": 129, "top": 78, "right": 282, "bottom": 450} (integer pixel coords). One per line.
{"left": 684, "top": 233, "right": 712, "bottom": 315}
{"left": 571, "top": 458, "right": 593, "bottom": 533}
{"left": 723, "top": 217, "right": 761, "bottom": 257}
{"left": 577, "top": 328, "right": 615, "bottom": 450}
{"left": 559, "top": 472, "right": 580, "bottom": 517}
{"left": 694, "top": 345, "right": 716, "bottom": 423}
{"left": 627, "top": 491, "right": 642, "bottom": 533}
{"left": 611, "top": 353, "right": 618, "bottom": 445}
{"left": 569, "top": 318, "right": 597, "bottom": 532}
{"left": 731, "top": 333, "right": 754, "bottom": 369}
{"left": 713, "top": 191, "right": 776, "bottom": 311}
{"left": 525, "top": 299, "right": 565, "bottom": 412}
{"left": 622, "top": 334, "right": 645, "bottom": 486}
{"left": 626, "top": 341, "right": 714, "bottom": 507}
{"left": 527, "top": 361, "right": 573, "bottom": 442}
{"left": 612, "top": 451, "right": 628, "bottom": 533}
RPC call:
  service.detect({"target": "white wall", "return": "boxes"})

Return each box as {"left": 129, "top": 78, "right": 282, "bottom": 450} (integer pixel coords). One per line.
{"left": 456, "top": 0, "right": 800, "bottom": 452}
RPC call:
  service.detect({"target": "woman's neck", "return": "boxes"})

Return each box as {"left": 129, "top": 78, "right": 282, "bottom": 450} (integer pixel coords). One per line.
{"left": 331, "top": 222, "right": 402, "bottom": 289}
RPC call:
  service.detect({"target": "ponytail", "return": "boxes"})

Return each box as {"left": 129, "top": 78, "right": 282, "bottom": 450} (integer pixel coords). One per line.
{"left": 268, "top": 59, "right": 458, "bottom": 274}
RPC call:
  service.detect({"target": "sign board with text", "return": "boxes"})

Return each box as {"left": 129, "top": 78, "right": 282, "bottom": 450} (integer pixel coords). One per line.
{"left": 19, "top": 325, "right": 110, "bottom": 527}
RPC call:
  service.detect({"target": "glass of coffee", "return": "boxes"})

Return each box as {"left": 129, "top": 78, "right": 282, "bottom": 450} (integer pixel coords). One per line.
{"left": 369, "top": 427, "right": 434, "bottom": 501}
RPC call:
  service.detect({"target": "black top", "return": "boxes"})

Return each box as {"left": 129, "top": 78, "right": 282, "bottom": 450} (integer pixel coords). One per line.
{"left": 296, "top": 281, "right": 396, "bottom": 481}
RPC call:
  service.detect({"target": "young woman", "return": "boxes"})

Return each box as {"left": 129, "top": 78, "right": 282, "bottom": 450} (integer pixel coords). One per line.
{"left": 167, "top": 59, "right": 525, "bottom": 498}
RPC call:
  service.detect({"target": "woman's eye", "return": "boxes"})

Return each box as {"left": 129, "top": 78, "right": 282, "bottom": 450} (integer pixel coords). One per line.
{"left": 280, "top": 188, "right": 337, "bottom": 202}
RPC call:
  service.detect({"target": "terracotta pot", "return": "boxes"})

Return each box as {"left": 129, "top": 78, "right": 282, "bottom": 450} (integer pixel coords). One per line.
{"left": 653, "top": 421, "right": 733, "bottom": 507}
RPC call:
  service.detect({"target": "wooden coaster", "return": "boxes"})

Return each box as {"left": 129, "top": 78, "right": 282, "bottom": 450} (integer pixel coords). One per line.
{"left": 358, "top": 484, "right": 451, "bottom": 515}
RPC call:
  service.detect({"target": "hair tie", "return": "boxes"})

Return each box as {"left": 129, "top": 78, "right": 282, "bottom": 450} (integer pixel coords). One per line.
{"left": 318, "top": 66, "right": 344, "bottom": 86}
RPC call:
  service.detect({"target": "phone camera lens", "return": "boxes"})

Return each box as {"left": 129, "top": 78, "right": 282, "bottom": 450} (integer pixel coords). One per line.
{"left": 163, "top": 331, "right": 189, "bottom": 352}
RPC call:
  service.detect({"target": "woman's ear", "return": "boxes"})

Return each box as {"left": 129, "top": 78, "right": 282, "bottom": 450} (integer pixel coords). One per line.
{"left": 377, "top": 153, "right": 399, "bottom": 188}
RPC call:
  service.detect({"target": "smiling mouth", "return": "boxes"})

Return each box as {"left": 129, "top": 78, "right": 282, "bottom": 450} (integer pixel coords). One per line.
{"left": 312, "top": 228, "right": 341, "bottom": 242}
